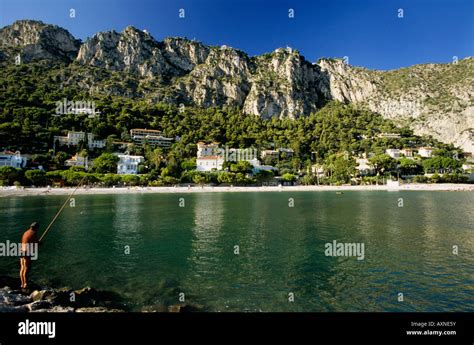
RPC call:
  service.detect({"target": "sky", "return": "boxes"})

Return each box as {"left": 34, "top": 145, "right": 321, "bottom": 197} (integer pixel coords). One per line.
{"left": 0, "top": 0, "right": 473, "bottom": 70}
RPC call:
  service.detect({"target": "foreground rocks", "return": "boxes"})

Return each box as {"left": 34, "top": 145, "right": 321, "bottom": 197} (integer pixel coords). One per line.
{"left": 0, "top": 276, "right": 205, "bottom": 312}
{"left": 0, "top": 276, "right": 125, "bottom": 312}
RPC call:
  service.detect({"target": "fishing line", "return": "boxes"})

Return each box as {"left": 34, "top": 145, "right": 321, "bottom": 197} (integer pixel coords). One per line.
{"left": 39, "top": 142, "right": 90, "bottom": 242}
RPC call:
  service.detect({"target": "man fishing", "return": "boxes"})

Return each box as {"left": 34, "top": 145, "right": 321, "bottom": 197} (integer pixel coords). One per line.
{"left": 19, "top": 222, "right": 41, "bottom": 290}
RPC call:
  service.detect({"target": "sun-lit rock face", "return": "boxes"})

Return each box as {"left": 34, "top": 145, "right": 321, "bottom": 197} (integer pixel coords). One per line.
{"left": 0, "top": 20, "right": 80, "bottom": 62}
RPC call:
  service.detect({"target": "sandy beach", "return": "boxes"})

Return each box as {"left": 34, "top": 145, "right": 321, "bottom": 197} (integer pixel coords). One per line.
{"left": 0, "top": 184, "right": 473, "bottom": 197}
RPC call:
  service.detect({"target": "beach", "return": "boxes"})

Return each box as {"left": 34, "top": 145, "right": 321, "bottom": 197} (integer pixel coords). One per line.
{"left": 0, "top": 183, "right": 473, "bottom": 197}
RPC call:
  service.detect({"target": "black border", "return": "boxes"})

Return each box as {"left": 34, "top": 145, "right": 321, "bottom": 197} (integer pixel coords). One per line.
{"left": 0, "top": 312, "right": 473, "bottom": 345}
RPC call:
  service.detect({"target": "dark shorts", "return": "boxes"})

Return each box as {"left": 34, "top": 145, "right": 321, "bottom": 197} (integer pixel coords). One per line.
{"left": 20, "top": 255, "right": 32, "bottom": 264}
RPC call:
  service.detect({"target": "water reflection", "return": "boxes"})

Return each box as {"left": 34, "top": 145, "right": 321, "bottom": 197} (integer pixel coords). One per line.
{"left": 189, "top": 193, "right": 224, "bottom": 274}
{"left": 112, "top": 194, "right": 143, "bottom": 273}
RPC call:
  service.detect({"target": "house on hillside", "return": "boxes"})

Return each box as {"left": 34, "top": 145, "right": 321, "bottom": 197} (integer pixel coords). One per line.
{"left": 65, "top": 154, "right": 89, "bottom": 169}
{"left": 400, "top": 148, "right": 416, "bottom": 158}
{"left": 386, "top": 149, "right": 401, "bottom": 159}
{"left": 0, "top": 151, "right": 27, "bottom": 168}
{"left": 261, "top": 150, "right": 279, "bottom": 160}
{"left": 130, "top": 128, "right": 173, "bottom": 148}
{"left": 196, "top": 142, "right": 224, "bottom": 171}
{"left": 196, "top": 156, "right": 224, "bottom": 172}
{"left": 197, "top": 142, "right": 221, "bottom": 157}
{"left": 418, "top": 147, "right": 434, "bottom": 158}
{"left": 54, "top": 131, "right": 106, "bottom": 149}
{"left": 116, "top": 153, "right": 144, "bottom": 175}
{"left": 355, "top": 158, "right": 374, "bottom": 176}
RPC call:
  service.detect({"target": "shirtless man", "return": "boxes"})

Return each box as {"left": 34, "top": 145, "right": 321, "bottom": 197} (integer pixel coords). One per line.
{"left": 20, "top": 222, "right": 40, "bottom": 289}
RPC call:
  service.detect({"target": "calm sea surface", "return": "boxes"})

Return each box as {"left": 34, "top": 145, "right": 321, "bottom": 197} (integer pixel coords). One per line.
{"left": 0, "top": 191, "right": 473, "bottom": 311}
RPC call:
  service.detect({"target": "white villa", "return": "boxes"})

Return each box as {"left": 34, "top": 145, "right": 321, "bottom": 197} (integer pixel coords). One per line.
{"left": 355, "top": 158, "right": 374, "bottom": 176}
{"left": 116, "top": 154, "right": 144, "bottom": 175}
{"left": 0, "top": 151, "right": 27, "bottom": 168}
{"left": 418, "top": 147, "right": 434, "bottom": 158}
{"left": 196, "top": 142, "right": 224, "bottom": 171}
{"left": 54, "top": 131, "right": 106, "bottom": 149}
{"left": 196, "top": 156, "right": 225, "bottom": 172}
{"left": 196, "top": 142, "right": 278, "bottom": 173}
{"left": 386, "top": 148, "right": 401, "bottom": 159}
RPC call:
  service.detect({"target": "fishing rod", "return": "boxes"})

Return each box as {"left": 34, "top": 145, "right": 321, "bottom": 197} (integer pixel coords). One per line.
{"left": 39, "top": 173, "right": 88, "bottom": 242}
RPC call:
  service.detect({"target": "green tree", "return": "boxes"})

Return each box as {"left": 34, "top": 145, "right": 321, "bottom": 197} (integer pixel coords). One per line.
{"left": 369, "top": 154, "right": 396, "bottom": 176}
{"left": 54, "top": 151, "right": 68, "bottom": 166}
{"left": 325, "top": 153, "right": 356, "bottom": 183}
{"left": 282, "top": 173, "right": 296, "bottom": 183}
{"left": 25, "top": 169, "right": 47, "bottom": 186}
{"left": 0, "top": 166, "right": 22, "bottom": 185}
{"left": 398, "top": 158, "right": 423, "bottom": 175}
{"left": 92, "top": 153, "right": 119, "bottom": 173}
{"left": 192, "top": 174, "right": 206, "bottom": 185}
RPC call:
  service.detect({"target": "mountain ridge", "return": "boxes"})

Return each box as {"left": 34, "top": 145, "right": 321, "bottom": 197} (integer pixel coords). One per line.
{"left": 1, "top": 19, "right": 472, "bottom": 152}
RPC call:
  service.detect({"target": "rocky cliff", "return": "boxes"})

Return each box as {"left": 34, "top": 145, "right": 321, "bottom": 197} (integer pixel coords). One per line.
{"left": 0, "top": 20, "right": 80, "bottom": 62}
{"left": 1, "top": 20, "right": 472, "bottom": 151}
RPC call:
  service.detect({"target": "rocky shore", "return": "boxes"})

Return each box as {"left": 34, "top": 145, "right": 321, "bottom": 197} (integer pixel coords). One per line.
{"left": 0, "top": 276, "right": 126, "bottom": 312}
{"left": 0, "top": 276, "right": 202, "bottom": 313}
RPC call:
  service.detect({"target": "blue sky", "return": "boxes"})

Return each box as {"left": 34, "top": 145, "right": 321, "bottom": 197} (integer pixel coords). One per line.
{"left": 1, "top": 0, "right": 473, "bottom": 70}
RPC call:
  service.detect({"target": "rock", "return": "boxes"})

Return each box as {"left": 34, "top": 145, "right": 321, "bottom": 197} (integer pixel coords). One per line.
{"left": 0, "top": 305, "right": 29, "bottom": 312}
{"left": 25, "top": 300, "right": 54, "bottom": 311}
{"left": 168, "top": 304, "right": 204, "bottom": 313}
{"left": 31, "top": 306, "right": 75, "bottom": 313}
{"left": 0, "top": 276, "right": 127, "bottom": 313}
{"left": 0, "top": 20, "right": 80, "bottom": 62}
{"left": 75, "top": 307, "right": 124, "bottom": 313}
{"left": 141, "top": 304, "right": 168, "bottom": 313}
{"left": 1, "top": 286, "right": 32, "bottom": 307}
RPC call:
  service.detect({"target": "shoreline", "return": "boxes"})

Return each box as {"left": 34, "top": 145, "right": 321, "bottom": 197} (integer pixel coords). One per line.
{"left": 0, "top": 184, "right": 473, "bottom": 197}
{"left": 0, "top": 276, "right": 200, "bottom": 313}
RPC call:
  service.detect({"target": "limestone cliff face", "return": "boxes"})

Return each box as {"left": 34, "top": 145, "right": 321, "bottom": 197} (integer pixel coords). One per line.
{"left": 243, "top": 48, "right": 326, "bottom": 119}
{"left": 0, "top": 20, "right": 80, "bottom": 62}
{"left": 172, "top": 45, "right": 251, "bottom": 107}
{"left": 76, "top": 26, "right": 173, "bottom": 79}
{"left": 1, "top": 20, "right": 472, "bottom": 152}
{"left": 318, "top": 58, "right": 474, "bottom": 152}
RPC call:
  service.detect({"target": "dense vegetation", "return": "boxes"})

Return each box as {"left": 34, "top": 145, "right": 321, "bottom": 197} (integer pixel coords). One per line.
{"left": 0, "top": 60, "right": 468, "bottom": 187}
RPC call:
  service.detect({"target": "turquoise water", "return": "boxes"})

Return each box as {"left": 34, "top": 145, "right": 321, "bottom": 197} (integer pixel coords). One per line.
{"left": 0, "top": 191, "right": 473, "bottom": 311}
